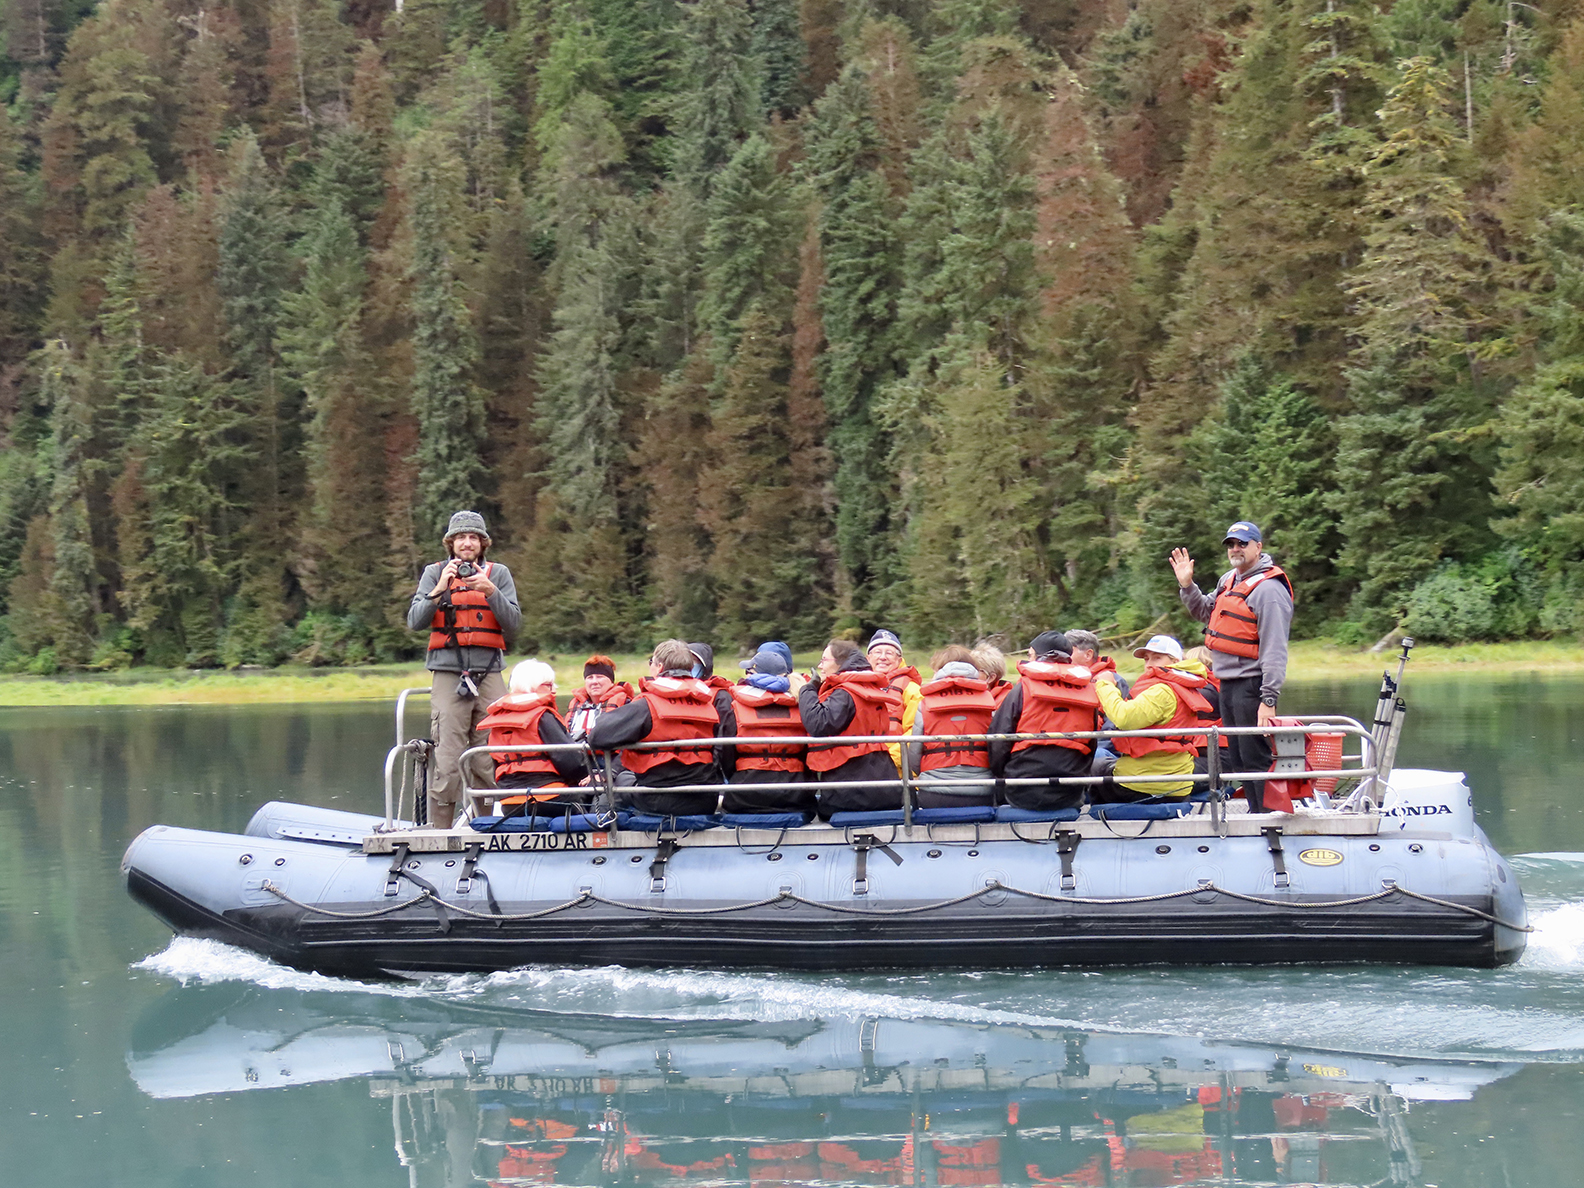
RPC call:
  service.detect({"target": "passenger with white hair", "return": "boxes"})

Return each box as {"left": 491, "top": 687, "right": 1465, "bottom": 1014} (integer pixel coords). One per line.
{"left": 476, "top": 658, "right": 589, "bottom": 813}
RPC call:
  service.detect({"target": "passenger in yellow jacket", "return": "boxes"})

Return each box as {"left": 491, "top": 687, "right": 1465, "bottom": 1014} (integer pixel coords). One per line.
{"left": 1092, "top": 635, "right": 1214, "bottom": 799}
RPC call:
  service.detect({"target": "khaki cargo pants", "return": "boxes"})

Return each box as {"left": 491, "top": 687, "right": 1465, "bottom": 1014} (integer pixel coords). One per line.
{"left": 427, "top": 668, "right": 507, "bottom": 827}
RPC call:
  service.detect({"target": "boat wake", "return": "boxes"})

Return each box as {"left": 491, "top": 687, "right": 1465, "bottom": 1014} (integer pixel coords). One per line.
{"left": 130, "top": 852, "right": 1584, "bottom": 1063}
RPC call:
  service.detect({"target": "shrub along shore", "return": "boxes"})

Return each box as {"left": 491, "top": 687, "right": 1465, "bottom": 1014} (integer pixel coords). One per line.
{"left": 1, "top": 640, "right": 1583, "bottom": 707}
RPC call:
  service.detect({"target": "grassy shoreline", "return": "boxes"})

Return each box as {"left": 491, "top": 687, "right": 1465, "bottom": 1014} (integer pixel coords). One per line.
{"left": 1, "top": 638, "right": 1583, "bottom": 706}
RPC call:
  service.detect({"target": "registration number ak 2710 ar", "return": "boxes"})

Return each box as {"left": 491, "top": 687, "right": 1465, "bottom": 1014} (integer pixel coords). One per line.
{"left": 478, "top": 831, "right": 609, "bottom": 852}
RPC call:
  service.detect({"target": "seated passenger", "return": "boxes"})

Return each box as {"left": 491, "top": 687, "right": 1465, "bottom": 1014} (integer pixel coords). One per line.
{"left": 904, "top": 647, "right": 996, "bottom": 808}
{"left": 1067, "top": 628, "right": 1126, "bottom": 775}
{"left": 478, "top": 659, "right": 589, "bottom": 814}
{"left": 688, "top": 641, "right": 737, "bottom": 725}
{"left": 743, "top": 639, "right": 795, "bottom": 674}
{"left": 866, "top": 628, "right": 923, "bottom": 767}
{"left": 1066, "top": 630, "right": 1129, "bottom": 696}
{"left": 565, "top": 654, "right": 635, "bottom": 741}
{"left": 987, "top": 631, "right": 1102, "bottom": 811}
{"left": 1184, "top": 644, "right": 1231, "bottom": 781}
{"left": 791, "top": 639, "right": 902, "bottom": 818}
{"left": 970, "top": 642, "right": 1014, "bottom": 706}
{"left": 588, "top": 639, "right": 722, "bottom": 817}
{"left": 719, "top": 648, "right": 815, "bottom": 816}
{"left": 1092, "top": 634, "right": 1212, "bottom": 801}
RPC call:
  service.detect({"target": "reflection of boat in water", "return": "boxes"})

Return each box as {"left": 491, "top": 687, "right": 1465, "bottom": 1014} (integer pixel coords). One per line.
{"left": 129, "top": 985, "right": 1516, "bottom": 1186}
{"left": 121, "top": 655, "right": 1529, "bottom": 976}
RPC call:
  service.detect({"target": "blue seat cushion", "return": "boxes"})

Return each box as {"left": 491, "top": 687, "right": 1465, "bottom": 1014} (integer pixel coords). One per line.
{"left": 827, "top": 810, "right": 907, "bottom": 827}
{"left": 994, "top": 806, "right": 1081, "bottom": 823}
{"left": 623, "top": 813, "right": 723, "bottom": 832}
{"left": 720, "top": 812, "right": 812, "bottom": 830}
{"left": 547, "top": 812, "right": 625, "bottom": 833}
{"left": 912, "top": 805, "right": 997, "bottom": 825}
{"left": 468, "top": 815, "right": 551, "bottom": 832}
{"left": 1089, "top": 800, "right": 1194, "bottom": 820}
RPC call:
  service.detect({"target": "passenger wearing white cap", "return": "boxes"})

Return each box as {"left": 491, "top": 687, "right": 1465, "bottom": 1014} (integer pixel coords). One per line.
{"left": 1092, "top": 635, "right": 1216, "bottom": 800}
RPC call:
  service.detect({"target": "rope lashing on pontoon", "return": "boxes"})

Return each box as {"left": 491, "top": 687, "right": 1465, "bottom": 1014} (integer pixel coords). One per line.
{"left": 258, "top": 878, "right": 1532, "bottom": 931}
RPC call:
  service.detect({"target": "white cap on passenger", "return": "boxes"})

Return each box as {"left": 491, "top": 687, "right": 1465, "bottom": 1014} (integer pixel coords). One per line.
{"left": 1132, "top": 634, "right": 1184, "bottom": 662}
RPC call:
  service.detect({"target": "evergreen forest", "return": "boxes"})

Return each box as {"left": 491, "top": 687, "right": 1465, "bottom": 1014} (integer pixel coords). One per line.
{"left": 3, "top": 0, "right": 1584, "bottom": 670}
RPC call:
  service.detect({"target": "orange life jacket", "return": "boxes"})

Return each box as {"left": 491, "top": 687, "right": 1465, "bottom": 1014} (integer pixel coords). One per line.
{"left": 917, "top": 675, "right": 996, "bottom": 771}
{"left": 1112, "top": 666, "right": 1216, "bottom": 757}
{"left": 883, "top": 665, "right": 922, "bottom": 733}
{"left": 426, "top": 562, "right": 506, "bottom": 651}
{"left": 565, "top": 680, "right": 635, "bottom": 738}
{"left": 727, "top": 685, "right": 807, "bottom": 773}
{"left": 806, "top": 670, "right": 901, "bottom": 772}
{"left": 619, "top": 677, "right": 720, "bottom": 774}
{"left": 1204, "top": 563, "right": 1293, "bottom": 659}
{"left": 567, "top": 681, "right": 635, "bottom": 712}
{"left": 988, "top": 678, "right": 1014, "bottom": 707}
{"left": 477, "top": 691, "right": 569, "bottom": 779}
{"left": 1011, "top": 660, "right": 1102, "bottom": 753}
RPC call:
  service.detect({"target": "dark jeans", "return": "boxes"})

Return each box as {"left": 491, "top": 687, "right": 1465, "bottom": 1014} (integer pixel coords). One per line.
{"left": 1219, "top": 675, "right": 1272, "bottom": 812}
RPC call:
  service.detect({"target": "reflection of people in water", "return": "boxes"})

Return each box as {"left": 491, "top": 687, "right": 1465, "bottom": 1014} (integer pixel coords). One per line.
{"left": 409, "top": 1083, "right": 1380, "bottom": 1188}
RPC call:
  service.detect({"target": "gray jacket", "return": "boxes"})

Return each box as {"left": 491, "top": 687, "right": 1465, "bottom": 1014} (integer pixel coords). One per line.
{"left": 407, "top": 559, "right": 522, "bottom": 673}
{"left": 1179, "top": 552, "right": 1292, "bottom": 702}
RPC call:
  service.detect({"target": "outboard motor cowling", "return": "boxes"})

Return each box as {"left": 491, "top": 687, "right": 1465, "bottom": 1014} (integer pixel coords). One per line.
{"left": 1378, "top": 769, "right": 1476, "bottom": 839}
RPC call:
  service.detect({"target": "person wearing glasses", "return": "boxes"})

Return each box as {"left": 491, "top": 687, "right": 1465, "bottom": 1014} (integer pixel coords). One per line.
{"left": 1170, "top": 521, "right": 1293, "bottom": 812}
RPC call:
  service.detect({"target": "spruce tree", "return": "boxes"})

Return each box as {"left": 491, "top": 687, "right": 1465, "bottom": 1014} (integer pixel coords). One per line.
{"left": 405, "top": 132, "right": 488, "bottom": 547}
{"left": 698, "top": 133, "right": 799, "bottom": 362}
{"left": 1494, "top": 213, "right": 1584, "bottom": 587}
{"left": 38, "top": 340, "right": 99, "bottom": 665}
{"left": 640, "top": 351, "right": 716, "bottom": 638}
{"left": 1190, "top": 358, "right": 1344, "bottom": 623}
{"left": 904, "top": 345, "right": 1053, "bottom": 641}
{"left": 803, "top": 66, "right": 905, "bottom": 627}
{"left": 701, "top": 304, "right": 832, "bottom": 647}
{"left": 525, "top": 81, "right": 644, "bottom": 646}
{"left": 218, "top": 130, "right": 298, "bottom": 664}
{"left": 118, "top": 355, "right": 247, "bottom": 667}
{"left": 0, "top": 105, "right": 45, "bottom": 373}
{"left": 276, "top": 171, "right": 390, "bottom": 629}
{"left": 752, "top": 0, "right": 807, "bottom": 117}
{"left": 670, "top": 0, "right": 760, "bottom": 196}
{"left": 1333, "top": 57, "right": 1502, "bottom": 624}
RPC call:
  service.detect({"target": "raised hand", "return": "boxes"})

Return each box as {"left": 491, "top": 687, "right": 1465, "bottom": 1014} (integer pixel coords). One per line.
{"left": 1168, "top": 547, "right": 1195, "bottom": 589}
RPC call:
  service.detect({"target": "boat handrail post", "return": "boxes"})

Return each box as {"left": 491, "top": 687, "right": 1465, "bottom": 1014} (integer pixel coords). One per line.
{"left": 900, "top": 734, "right": 914, "bottom": 829}
{"left": 394, "top": 686, "right": 431, "bottom": 749}
{"left": 1206, "top": 725, "right": 1224, "bottom": 837}
{"left": 382, "top": 744, "right": 402, "bottom": 829}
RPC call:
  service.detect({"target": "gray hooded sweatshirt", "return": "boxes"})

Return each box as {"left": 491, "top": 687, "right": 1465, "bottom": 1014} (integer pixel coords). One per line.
{"left": 1179, "top": 552, "right": 1292, "bottom": 702}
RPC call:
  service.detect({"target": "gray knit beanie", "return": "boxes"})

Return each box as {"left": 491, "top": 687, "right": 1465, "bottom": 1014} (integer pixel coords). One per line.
{"left": 443, "top": 510, "right": 490, "bottom": 545}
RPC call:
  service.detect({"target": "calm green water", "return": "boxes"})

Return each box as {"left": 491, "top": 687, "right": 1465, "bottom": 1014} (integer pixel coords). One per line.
{"left": 6, "top": 675, "right": 1584, "bottom": 1186}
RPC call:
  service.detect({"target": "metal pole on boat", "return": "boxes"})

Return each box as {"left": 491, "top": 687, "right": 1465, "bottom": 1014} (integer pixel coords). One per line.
{"left": 1206, "top": 725, "right": 1225, "bottom": 837}
{"left": 1369, "top": 637, "right": 1414, "bottom": 795}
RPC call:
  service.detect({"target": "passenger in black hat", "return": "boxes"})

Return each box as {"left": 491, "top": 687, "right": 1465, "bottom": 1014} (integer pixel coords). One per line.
{"left": 986, "top": 631, "right": 1104, "bottom": 811}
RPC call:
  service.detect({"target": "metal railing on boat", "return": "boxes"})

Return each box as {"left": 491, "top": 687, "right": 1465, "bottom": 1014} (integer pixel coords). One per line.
{"left": 379, "top": 714, "right": 1383, "bottom": 831}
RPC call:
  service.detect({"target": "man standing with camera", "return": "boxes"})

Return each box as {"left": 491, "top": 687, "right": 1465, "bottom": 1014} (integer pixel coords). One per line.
{"left": 407, "top": 510, "right": 522, "bottom": 828}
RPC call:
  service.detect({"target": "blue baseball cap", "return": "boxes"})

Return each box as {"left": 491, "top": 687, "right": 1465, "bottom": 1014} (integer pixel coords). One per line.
{"left": 1223, "top": 521, "right": 1262, "bottom": 545}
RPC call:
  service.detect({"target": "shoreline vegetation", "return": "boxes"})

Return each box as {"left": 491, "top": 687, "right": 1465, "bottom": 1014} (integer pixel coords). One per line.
{"left": 2, "top": 640, "right": 1583, "bottom": 707}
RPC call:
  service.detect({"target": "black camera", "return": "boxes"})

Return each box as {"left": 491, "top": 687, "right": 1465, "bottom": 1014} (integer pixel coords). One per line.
{"left": 455, "top": 561, "right": 477, "bottom": 578}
